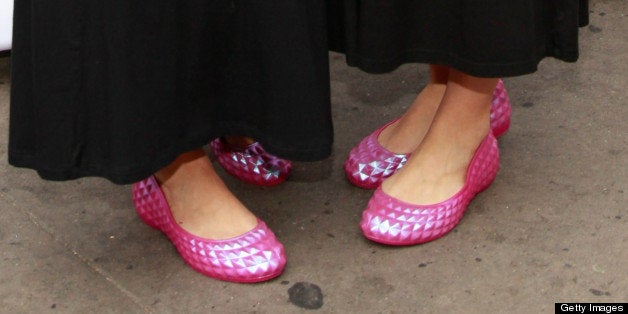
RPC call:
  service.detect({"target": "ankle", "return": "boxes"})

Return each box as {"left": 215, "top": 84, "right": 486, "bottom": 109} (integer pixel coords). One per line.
{"left": 155, "top": 149, "right": 207, "bottom": 184}
{"left": 154, "top": 150, "right": 259, "bottom": 239}
{"left": 377, "top": 84, "right": 445, "bottom": 153}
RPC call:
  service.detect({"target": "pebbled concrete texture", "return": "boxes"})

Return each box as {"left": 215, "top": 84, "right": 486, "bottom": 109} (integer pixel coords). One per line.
{"left": 0, "top": 0, "right": 626, "bottom": 312}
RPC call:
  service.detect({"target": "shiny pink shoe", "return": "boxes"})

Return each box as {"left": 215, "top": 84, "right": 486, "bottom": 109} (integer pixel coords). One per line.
{"left": 344, "top": 79, "right": 510, "bottom": 189}
{"left": 210, "top": 138, "right": 292, "bottom": 187}
{"left": 360, "top": 133, "right": 499, "bottom": 246}
{"left": 132, "top": 176, "right": 287, "bottom": 283}
{"left": 490, "top": 79, "right": 511, "bottom": 138}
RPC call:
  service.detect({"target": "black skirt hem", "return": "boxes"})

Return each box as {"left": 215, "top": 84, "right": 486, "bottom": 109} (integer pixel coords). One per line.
{"left": 331, "top": 47, "right": 579, "bottom": 77}
{"left": 9, "top": 133, "right": 332, "bottom": 185}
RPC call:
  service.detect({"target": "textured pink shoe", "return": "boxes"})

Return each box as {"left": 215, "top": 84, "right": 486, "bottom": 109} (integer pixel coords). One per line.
{"left": 490, "top": 79, "right": 511, "bottom": 138}
{"left": 132, "top": 176, "right": 287, "bottom": 283}
{"left": 210, "top": 138, "right": 292, "bottom": 187}
{"left": 360, "top": 133, "right": 500, "bottom": 246}
{"left": 344, "top": 79, "right": 510, "bottom": 189}
{"left": 344, "top": 119, "right": 408, "bottom": 189}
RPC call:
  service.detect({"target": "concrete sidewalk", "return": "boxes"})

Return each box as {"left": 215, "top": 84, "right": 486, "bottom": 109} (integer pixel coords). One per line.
{"left": 1, "top": 1, "right": 626, "bottom": 312}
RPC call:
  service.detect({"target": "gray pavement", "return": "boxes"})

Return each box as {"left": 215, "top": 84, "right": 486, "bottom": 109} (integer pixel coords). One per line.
{"left": 1, "top": 1, "right": 626, "bottom": 312}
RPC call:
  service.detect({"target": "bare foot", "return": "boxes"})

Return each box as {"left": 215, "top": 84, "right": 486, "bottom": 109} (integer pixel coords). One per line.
{"left": 154, "top": 149, "right": 258, "bottom": 239}
{"left": 382, "top": 72, "right": 497, "bottom": 205}
{"left": 377, "top": 82, "right": 446, "bottom": 154}
{"left": 377, "top": 65, "right": 450, "bottom": 154}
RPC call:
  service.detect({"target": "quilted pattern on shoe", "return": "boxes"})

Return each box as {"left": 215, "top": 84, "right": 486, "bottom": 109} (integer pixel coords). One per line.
{"left": 210, "top": 139, "right": 292, "bottom": 187}
{"left": 360, "top": 133, "right": 500, "bottom": 246}
{"left": 132, "top": 176, "right": 286, "bottom": 283}
{"left": 344, "top": 79, "right": 510, "bottom": 189}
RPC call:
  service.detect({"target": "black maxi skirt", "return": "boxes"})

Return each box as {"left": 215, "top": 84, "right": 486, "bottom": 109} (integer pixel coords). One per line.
{"left": 9, "top": 1, "right": 333, "bottom": 184}
{"left": 327, "top": 0, "right": 589, "bottom": 77}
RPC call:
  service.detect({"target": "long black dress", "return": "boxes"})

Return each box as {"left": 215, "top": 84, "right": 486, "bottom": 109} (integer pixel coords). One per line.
{"left": 9, "top": 1, "right": 333, "bottom": 184}
{"left": 327, "top": 0, "right": 589, "bottom": 77}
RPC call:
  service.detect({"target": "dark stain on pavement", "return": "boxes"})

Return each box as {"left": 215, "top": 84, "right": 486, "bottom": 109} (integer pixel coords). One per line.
{"left": 288, "top": 282, "right": 324, "bottom": 309}
{"left": 589, "top": 288, "right": 611, "bottom": 296}
{"left": 93, "top": 256, "right": 109, "bottom": 263}
{"left": 588, "top": 25, "right": 603, "bottom": 33}
{"left": 608, "top": 149, "right": 622, "bottom": 156}
{"left": 419, "top": 261, "right": 434, "bottom": 268}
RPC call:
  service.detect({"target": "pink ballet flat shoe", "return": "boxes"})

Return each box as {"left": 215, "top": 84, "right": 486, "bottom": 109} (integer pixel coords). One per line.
{"left": 210, "top": 138, "right": 292, "bottom": 187}
{"left": 132, "top": 176, "right": 287, "bottom": 283}
{"left": 360, "top": 133, "right": 500, "bottom": 246}
{"left": 344, "top": 79, "right": 510, "bottom": 189}
{"left": 490, "top": 79, "right": 511, "bottom": 138}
